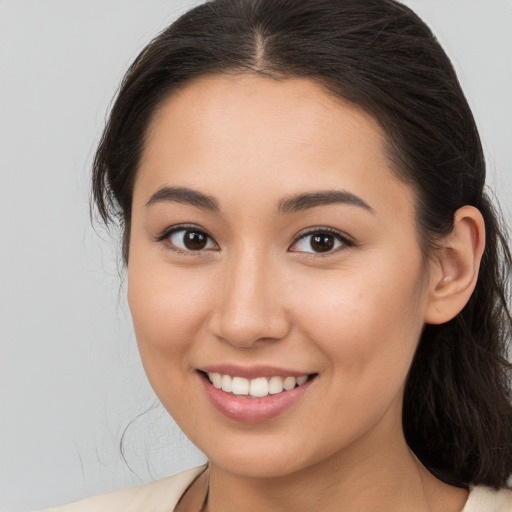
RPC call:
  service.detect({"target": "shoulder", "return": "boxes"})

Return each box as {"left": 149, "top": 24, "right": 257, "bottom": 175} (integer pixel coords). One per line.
{"left": 39, "top": 466, "right": 205, "bottom": 512}
{"left": 463, "top": 485, "right": 512, "bottom": 512}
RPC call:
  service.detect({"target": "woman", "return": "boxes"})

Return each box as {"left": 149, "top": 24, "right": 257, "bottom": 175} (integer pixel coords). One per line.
{"left": 45, "top": 0, "right": 512, "bottom": 510}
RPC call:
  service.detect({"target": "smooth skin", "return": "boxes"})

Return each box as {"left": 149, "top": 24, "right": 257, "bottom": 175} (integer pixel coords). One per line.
{"left": 128, "top": 74, "right": 485, "bottom": 511}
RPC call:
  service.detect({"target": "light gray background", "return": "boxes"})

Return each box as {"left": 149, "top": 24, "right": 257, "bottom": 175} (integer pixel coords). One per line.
{"left": 0, "top": 1, "right": 511, "bottom": 511}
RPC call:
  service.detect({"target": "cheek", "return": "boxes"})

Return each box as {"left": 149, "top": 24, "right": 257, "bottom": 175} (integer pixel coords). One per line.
{"left": 295, "top": 256, "right": 427, "bottom": 385}
{"left": 127, "top": 257, "right": 213, "bottom": 364}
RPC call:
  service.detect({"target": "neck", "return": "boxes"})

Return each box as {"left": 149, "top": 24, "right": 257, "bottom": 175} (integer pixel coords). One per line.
{"left": 205, "top": 434, "right": 434, "bottom": 512}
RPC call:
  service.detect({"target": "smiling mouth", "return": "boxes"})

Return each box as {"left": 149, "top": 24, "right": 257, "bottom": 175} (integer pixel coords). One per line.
{"left": 201, "top": 371, "right": 316, "bottom": 398}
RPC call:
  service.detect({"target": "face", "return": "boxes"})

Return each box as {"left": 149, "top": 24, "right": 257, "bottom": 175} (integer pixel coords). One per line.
{"left": 128, "top": 74, "right": 433, "bottom": 478}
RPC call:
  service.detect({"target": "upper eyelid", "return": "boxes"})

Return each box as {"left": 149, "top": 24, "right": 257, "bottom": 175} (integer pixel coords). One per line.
{"left": 291, "top": 226, "right": 353, "bottom": 243}
{"left": 157, "top": 225, "right": 220, "bottom": 255}
{"left": 155, "top": 224, "right": 352, "bottom": 248}
{"left": 288, "top": 227, "right": 354, "bottom": 255}
{"left": 156, "top": 223, "right": 212, "bottom": 240}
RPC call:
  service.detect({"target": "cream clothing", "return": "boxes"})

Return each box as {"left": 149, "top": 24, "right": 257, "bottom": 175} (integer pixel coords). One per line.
{"left": 41, "top": 466, "right": 512, "bottom": 512}
{"left": 40, "top": 466, "right": 204, "bottom": 512}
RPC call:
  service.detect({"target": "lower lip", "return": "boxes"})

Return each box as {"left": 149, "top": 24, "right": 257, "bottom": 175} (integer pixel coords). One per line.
{"left": 200, "top": 373, "right": 314, "bottom": 423}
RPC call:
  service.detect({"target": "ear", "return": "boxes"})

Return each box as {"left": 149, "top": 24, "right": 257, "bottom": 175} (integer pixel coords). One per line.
{"left": 424, "top": 206, "right": 485, "bottom": 325}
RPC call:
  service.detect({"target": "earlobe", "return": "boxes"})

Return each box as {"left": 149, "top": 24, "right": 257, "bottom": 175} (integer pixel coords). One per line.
{"left": 424, "top": 206, "right": 486, "bottom": 325}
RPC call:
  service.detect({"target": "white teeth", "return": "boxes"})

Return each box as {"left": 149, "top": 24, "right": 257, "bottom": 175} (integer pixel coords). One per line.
{"left": 268, "top": 376, "right": 284, "bottom": 395}
{"left": 221, "top": 374, "right": 232, "bottom": 393}
{"left": 210, "top": 372, "right": 222, "bottom": 389}
{"left": 232, "top": 376, "right": 250, "bottom": 395}
{"left": 283, "top": 376, "right": 296, "bottom": 390}
{"left": 296, "top": 375, "right": 308, "bottom": 386}
{"left": 207, "top": 372, "right": 309, "bottom": 397}
{"left": 249, "top": 377, "right": 269, "bottom": 398}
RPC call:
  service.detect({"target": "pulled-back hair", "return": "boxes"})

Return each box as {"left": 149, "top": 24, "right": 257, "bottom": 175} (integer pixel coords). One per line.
{"left": 92, "top": 0, "right": 512, "bottom": 488}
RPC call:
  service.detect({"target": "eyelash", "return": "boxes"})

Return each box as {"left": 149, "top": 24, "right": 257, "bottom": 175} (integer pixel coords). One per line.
{"left": 156, "top": 224, "right": 354, "bottom": 255}
{"left": 289, "top": 227, "right": 354, "bottom": 255}
{"left": 155, "top": 224, "right": 219, "bottom": 255}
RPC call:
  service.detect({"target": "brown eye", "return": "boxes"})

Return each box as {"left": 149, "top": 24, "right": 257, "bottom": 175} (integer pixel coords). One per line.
{"left": 289, "top": 229, "right": 352, "bottom": 254}
{"left": 166, "top": 228, "right": 217, "bottom": 252}
{"left": 184, "top": 230, "right": 208, "bottom": 250}
{"left": 310, "top": 234, "right": 335, "bottom": 252}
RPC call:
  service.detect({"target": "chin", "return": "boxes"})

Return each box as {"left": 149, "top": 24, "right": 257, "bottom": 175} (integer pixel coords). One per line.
{"left": 211, "top": 452, "right": 309, "bottom": 479}
{"left": 195, "top": 429, "right": 340, "bottom": 480}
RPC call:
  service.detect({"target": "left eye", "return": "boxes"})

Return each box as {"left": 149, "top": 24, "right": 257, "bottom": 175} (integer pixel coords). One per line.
{"left": 166, "top": 228, "right": 218, "bottom": 252}
{"left": 289, "top": 230, "right": 349, "bottom": 254}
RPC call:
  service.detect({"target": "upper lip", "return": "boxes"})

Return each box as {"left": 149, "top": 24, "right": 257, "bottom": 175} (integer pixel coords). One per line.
{"left": 199, "top": 364, "right": 313, "bottom": 380}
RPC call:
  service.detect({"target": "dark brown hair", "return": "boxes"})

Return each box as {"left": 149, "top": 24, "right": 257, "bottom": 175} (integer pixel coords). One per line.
{"left": 93, "top": 0, "right": 512, "bottom": 489}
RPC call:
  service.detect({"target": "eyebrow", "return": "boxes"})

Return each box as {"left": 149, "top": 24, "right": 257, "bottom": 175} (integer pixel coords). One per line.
{"left": 145, "top": 186, "right": 374, "bottom": 215}
{"left": 145, "top": 186, "right": 219, "bottom": 211}
{"left": 277, "top": 190, "right": 375, "bottom": 214}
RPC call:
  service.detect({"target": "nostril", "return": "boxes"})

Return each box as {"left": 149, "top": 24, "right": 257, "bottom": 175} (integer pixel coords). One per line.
{"left": 210, "top": 319, "right": 290, "bottom": 348}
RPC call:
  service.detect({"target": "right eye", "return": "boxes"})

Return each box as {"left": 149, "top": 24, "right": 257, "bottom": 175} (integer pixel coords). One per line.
{"left": 161, "top": 227, "right": 218, "bottom": 253}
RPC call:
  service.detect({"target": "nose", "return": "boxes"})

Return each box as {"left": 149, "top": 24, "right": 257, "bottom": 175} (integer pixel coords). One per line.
{"left": 209, "top": 248, "right": 290, "bottom": 347}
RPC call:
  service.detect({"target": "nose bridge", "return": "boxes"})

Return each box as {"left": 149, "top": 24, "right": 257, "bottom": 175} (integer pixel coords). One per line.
{"left": 211, "top": 244, "right": 288, "bottom": 346}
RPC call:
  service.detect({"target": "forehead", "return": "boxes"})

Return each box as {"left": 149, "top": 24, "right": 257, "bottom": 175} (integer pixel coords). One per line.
{"left": 143, "top": 74, "right": 385, "bottom": 162}
{"left": 135, "top": 73, "right": 414, "bottom": 221}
